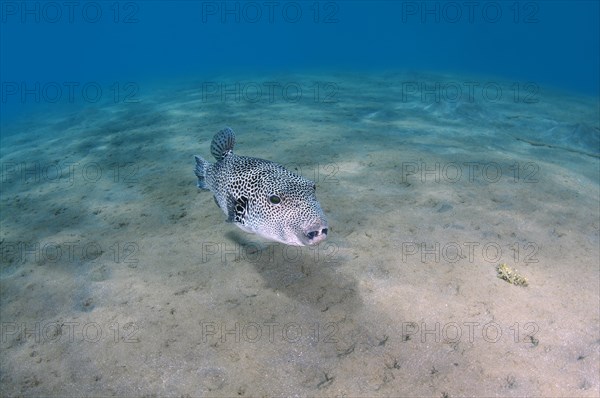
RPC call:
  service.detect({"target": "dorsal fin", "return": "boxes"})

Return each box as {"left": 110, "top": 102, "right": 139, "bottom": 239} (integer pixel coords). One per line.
{"left": 210, "top": 127, "right": 236, "bottom": 160}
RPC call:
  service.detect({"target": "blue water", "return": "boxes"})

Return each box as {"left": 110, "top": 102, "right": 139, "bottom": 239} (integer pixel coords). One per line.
{"left": 1, "top": 1, "right": 599, "bottom": 125}
{"left": 2, "top": 2, "right": 600, "bottom": 396}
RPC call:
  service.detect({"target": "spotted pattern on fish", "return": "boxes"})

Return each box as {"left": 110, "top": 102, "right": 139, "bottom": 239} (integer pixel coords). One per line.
{"left": 194, "top": 127, "right": 329, "bottom": 246}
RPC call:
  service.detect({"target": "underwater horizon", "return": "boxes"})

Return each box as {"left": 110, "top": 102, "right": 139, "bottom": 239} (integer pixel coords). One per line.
{"left": 1, "top": 1, "right": 599, "bottom": 396}
{"left": 1, "top": 0, "right": 599, "bottom": 125}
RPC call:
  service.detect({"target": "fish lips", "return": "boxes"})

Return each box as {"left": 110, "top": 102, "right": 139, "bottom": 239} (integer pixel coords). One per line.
{"left": 299, "top": 222, "right": 329, "bottom": 246}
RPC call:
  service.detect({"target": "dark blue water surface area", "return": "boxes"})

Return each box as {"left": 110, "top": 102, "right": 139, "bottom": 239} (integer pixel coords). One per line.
{"left": 1, "top": 1, "right": 598, "bottom": 125}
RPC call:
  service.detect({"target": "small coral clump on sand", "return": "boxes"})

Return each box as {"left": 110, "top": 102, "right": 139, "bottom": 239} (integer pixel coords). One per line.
{"left": 496, "top": 263, "right": 529, "bottom": 287}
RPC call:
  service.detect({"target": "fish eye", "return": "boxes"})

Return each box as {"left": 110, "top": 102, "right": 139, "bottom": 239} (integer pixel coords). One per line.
{"left": 269, "top": 194, "right": 281, "bottom": 205}
{"left": 312, "top": 184, "right": 316, "bottom": 190}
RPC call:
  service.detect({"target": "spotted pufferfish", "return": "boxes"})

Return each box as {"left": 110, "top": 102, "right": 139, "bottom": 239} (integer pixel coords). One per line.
{"left": 194, "top": 127, "right": 329, "bottom": 246}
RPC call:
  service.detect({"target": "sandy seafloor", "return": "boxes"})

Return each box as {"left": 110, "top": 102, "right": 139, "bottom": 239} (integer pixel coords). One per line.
{"left": 1, "top": 71, "right": 599, "bottom": 397}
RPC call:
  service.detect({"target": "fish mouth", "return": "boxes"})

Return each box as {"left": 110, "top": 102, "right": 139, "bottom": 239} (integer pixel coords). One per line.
{"left": 302, "top": 225, "right": 329, "bottom": 245}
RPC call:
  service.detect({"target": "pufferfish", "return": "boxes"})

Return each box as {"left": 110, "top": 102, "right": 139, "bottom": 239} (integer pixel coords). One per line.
{"left": 194, "top": 127, "right": 329, "bottom": 246}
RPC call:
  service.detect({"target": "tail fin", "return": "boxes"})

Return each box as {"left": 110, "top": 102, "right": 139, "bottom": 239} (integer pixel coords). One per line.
{"left": 194, "top": 155, "right": 210, "bottom": 189}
